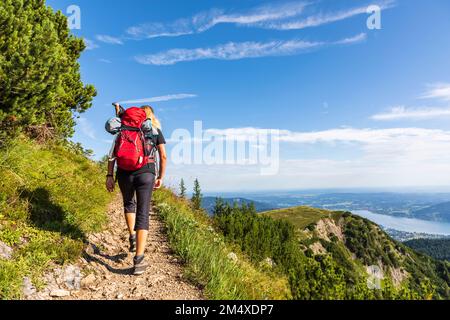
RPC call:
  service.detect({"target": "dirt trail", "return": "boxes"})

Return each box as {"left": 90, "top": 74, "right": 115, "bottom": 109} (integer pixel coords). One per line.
{"left": 29, "top": 195, "right": 203, "bottom": 300}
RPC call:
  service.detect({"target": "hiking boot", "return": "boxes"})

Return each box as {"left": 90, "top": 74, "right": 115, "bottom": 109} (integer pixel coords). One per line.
{"left": 133, "top": 255, "right": 148, "bottom": 275}
{"left": 129, "top": 234, "right": 136, "bottom": 253}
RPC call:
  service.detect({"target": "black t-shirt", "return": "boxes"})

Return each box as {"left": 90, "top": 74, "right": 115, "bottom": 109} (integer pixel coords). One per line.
{"left": 117, "top": 128, "right": 166, "bottom": 176}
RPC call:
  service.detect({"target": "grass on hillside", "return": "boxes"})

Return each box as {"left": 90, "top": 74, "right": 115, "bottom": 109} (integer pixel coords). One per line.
{"left": 153, "top": 188, "right": 292, "bottom": 300}
{"left": 0, "top": 136, "right": 113, "bottom": 299}
{"left": 262, "top": 206, "right": 333, "bottom": 230}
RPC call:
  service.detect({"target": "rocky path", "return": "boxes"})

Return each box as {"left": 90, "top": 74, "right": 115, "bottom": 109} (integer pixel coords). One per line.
{"left": 26, "top": 195, "right": 203, "bottom": 300}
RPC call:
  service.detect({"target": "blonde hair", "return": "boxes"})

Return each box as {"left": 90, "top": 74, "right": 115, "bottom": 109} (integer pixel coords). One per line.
{"left": 141, "top": 105, "right": 161, "bottom": 129}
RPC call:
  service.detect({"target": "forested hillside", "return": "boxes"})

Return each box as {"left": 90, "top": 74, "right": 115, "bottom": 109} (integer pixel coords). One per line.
{"left": 212, "top": 200, "right": 450, "bottom": 299}
{"left": 405, "top": 238, "right": 450, "bottom": 262}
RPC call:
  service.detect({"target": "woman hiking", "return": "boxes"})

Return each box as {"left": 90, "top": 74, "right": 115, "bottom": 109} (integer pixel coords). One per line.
{"left": 105, "top": 105, "right": 167, "bottom": 275}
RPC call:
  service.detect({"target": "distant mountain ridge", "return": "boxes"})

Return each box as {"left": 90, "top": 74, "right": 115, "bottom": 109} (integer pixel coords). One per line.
{"left": 413, "top": 202, "right": 450, "bottom": 222}
{"left": 208, "top": 192, "right": 450, "bottom": 223}
{"left": 202, "top": 196, "right": 276, "bottom": 215}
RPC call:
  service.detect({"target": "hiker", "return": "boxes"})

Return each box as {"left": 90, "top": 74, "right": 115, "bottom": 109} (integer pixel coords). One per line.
{"left": 105, "top": 104, "right": 167, "bottom": 275}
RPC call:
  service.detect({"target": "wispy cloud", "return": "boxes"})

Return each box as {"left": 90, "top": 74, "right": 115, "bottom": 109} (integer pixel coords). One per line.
{"left": 260, "top": 0, "right": 395, "bottom": 30}
{"left": 84, "top": 38, "right": 99, "bottom": 50}
{"left": 126, "top": 1, "right": 393, "bottom": 41}
{"left": 135, "top": 33, "right": 365, "bottom": 65}
{"left": 126, "top": 2, "right": 308, "bottom": 39}
{"left": 117, "top": 93, "right": 198, "bottom": 105}
{"left": 215, "top": 127, "right": 450, "bottom": 167}
{"left": 372, "top": 106, "right": 450, "bottom": 121}
{"left": 372, "top": 83, "right": 450, "bottom": 121}
{"left": 99, "top": 58, "right": 112, "bottom": 64}
{"left": 95, "top": 1, "right": 386, "bottom": 50}
{"left": 420, "top": 83, "right": 450, "bottom": 101}
{"left": 96, "top": 35, "right": 124, "bottom": 45}
{"left": 202, "top": 126, "right": 450, "bottom": 145}
{"left": 335, "top": 33, "right": 367, "bottom": 45}
{"left": 167, "top": 125, "right": 450, "bottom": 190}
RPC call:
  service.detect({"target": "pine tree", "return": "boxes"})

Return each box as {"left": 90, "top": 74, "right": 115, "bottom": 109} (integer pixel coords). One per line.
{"left": 179, "top": 178, "right": 186, "bottom": 198}
{"left": 213, "top": 197, "right": 225, "bottom": 216}
{"left": 191, "top": 178, "right": 202, "bottom": 210}
{"left": 0, "top": 0, "right": 96, "bottom": 138}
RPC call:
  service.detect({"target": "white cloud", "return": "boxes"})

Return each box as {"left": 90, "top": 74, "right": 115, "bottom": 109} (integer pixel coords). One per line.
{"left": 420, "top": 83, "right": 450, "bottom": 101}
{"left": 260, "top": 0, "right": 395, "bottom": 30}
{"left": 208, "top": 2, "right": 308, "bottom": 25}
{"left": 372, "top": 106, "right": 450, "bottom": 121}
{"left": 117, "top": 93, "right": 197, "bottom": 105}
{"left": 126, "top": 2, "right": 308, "bottom": 39}
{"left": 126, "top": 1, "right": 392, "bottom": 40}
{"left": 99, "top": 58, "right": 112, "bottom": 64}
{"left": 84, "top": 38, "right": 99, "bottom": 50}
{"left": 165, "top": 125, "right": 450, "bottom": 191}
{"left": 334, "top": 33, "right": 367, "bottom": 45}
{"left": 96, "top": 35, "right": 124, "bottom": 45}
{"left": 135, "top": 33, "right": 365, "bottom": 65}
{"left": 203, "top": 126, "right": 450, "bottom": 145}
{"left": 371, "top": 83, "right": 450, "bottom": 121}
{"left": 261, "top": 7, "right": 365, "bottom": 30}
{"left": 166, "top": 157, "right": 450, "bottom": 192}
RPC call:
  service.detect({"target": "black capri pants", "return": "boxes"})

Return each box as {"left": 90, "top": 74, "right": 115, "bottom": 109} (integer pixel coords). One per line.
{"left": 117, "top": 170, "right": 155, "bottom": 231}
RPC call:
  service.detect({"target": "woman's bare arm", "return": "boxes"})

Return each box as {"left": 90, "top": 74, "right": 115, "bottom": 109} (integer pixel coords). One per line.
{"left": 157, "top": 144, "right": 167, "bottom": 179}
{"left": 106, "top": 159, "right": 115, "bottom": 192}
{"left": 154, "top": 144, "right": 167, "bottom": 189}
{"left": 107, "top": 159, "right": 115, "bottom": 176}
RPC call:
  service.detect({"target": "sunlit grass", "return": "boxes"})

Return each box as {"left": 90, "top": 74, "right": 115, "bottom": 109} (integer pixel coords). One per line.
{"left": 0, "top": 136, "right": 113, "bottom": 299}
{"left": 154, "top": 188, "right": 291, "bottom": 300}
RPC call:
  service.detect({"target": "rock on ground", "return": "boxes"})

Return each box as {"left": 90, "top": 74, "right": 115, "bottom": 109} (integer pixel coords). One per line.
{"left": 50, "top": 289, "right": 71, "bottom": 297}
{"left": 22, "top": 277, "right": 36, "bottom": 298}
{"left": 0, "top": 241, "right": 13, "bottom": 260}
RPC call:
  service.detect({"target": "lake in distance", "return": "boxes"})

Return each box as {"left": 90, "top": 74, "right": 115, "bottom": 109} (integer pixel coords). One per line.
{"left": 352, "top": 210, "right": 450, "bottom": 235}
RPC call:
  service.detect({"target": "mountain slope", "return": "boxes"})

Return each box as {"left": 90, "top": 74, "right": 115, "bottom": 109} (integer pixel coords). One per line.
{"left": 0, "top": 136, "right": 113, "bottom": 299}
{"left": 263, "top": 206, "right": 450, "bottom": 299}
{"left": 154, "top": 189, "right": 291, "bottom": 299}
{"left": 404, "top": 238, "right": 450, "bottom": 262}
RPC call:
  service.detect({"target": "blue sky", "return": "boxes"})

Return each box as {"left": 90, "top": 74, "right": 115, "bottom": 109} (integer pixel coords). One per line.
{"left": 47, "top": 0, "right": 450, "bottom": 192}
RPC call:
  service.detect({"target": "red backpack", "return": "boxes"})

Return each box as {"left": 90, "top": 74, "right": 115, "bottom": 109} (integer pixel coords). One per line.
{"left": 114, "top": 107, "right": 148, "bottom": 171}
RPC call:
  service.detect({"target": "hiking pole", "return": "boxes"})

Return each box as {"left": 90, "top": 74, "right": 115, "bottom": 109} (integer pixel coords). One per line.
{"left": 112, "top": 102, "right": 125, "bottom": 117}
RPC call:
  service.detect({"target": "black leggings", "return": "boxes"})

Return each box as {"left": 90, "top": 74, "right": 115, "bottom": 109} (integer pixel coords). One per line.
{"left": 117, "top": 171, "right": 155, "bottom": 231}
